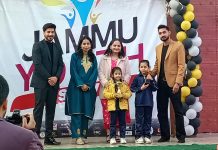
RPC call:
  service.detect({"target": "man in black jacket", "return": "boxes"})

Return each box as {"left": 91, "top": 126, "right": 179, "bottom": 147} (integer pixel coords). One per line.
{"left": 31, "top": 23, "right": 64, "bottom": 145}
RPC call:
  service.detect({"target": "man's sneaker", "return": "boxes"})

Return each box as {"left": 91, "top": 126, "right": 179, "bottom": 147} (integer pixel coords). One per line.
{"left": 75, "top": 138, "right": 84, "bottom": 145}
{"left": 120, "top": 138, "right": 127, "bottom": 144}
{"left": 110, "top": 138, "right": 116, "bottom": 144}
{"left": 135, "top": 137, "right": 144, "bottom": 144}
{"left": 144, "top": 137, "right": 152, "bottom": 144}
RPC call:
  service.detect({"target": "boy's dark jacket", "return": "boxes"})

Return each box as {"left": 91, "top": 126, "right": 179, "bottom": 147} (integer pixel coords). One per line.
{"left": 130, "top": 73, "right": 158, "bottom": 106}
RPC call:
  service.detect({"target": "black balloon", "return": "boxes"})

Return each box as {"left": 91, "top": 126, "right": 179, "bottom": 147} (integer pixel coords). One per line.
{"left": 191, "top": 86, "right": 203, "bottom": 97}
{"left": 173, "top": 14, "right": 184, "bottom": 26}
{"left": 183, "top": 79, "right": 188, "bottom": 86}
{"left": 179, "top": 0, "right": 190, "bottom": 6}
{"left": 196, "top": 112, "right": 200, "bottom": 118}
{"left": 183, "top": 38, "right": 193, "bottom": 50}
{"left": 191, "top": 55, "right": 202, "bottom": 64}
{"left": 186, "top": 28, "right": 197, "bottom": 38}
{"left": 193, "top": 128, "right": 198, "bottom": 136}
{"left": 177, "top": 4, "right": 186, "bottom": 15}
{"left": 191, "top": 20, "right": 199, "bottom": 29}
{"left": 189, "top": 118, "right": 201, "bottom": 129}
{"left": 185, "top": 69, "right": 192, "bottom": 79}
{"left": 197, "top": 79, "right": 202, "bottom": 86}
{"left": 187, "top": 61, "right": 196, "bottom": 70}
{"left": 182, "top": 103, "right": 189, "bottom": 114}
{"left": 185, "top": 94, "right": 196, "bottom": 105}
{"left": 175, "top": 25, "right": 183, "bottom": 32}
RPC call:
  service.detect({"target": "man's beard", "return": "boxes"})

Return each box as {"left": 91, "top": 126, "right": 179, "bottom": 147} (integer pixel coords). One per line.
{"left": 161, "top": 36, "right": 169, "bottom": 42}
{"left": 45, "top": 36, "right": 54, "bottom": 42}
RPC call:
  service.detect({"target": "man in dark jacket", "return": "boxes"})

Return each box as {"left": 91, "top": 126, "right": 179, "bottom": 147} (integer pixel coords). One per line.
{"left": 31, "top": 23, "right": 64, "bottom": 145}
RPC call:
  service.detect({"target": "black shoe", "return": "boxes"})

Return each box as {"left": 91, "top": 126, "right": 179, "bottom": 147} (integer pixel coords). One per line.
{"left": 178, "top": 139, "right": 185, "bottom": 143}
{"left": 44, "top": 137, "right": 61, "bottom": 145}
{"left": 157, "top": 137, "right": 170, "bottom": 142}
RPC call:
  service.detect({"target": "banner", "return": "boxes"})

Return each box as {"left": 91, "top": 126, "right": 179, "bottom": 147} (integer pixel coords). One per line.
{"left": 0, "top": 0, "right": 166, "bottom": 137}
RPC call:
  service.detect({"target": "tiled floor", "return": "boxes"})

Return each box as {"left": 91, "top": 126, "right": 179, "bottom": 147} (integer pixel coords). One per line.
{"left": 43, "top": 133, "right": 218, "bottom": 149}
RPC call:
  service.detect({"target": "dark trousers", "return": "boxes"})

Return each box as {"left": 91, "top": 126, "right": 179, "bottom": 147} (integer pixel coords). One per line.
{"left": 135, "top": 106, "right": 153, "bottom": 138}
{"left": 110, "top": 110, "right": 126, "bottom": 138}
{"left": 157, "top": 80, "right": 186, "bottom": 140}
{"left": 33, "top": 86, "right": 58, "bottom": 138}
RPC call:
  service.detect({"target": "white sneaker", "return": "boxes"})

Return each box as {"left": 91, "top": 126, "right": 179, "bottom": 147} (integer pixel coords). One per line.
{"left": 144, "top": 137, "right": 152, "bottom": 144}
{"left": 110, "top": 138, "right": 116, "bottom": 144}
{"left": 120, "top": 138, "right": 127, "bottom": 144}
{"left": 135, "top": 137, "right": 144, "bottom": 144}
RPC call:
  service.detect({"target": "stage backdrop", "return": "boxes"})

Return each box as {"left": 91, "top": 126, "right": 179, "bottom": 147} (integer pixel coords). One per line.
{"left": 0, "top": 0, "right": 166, "bottom": 137}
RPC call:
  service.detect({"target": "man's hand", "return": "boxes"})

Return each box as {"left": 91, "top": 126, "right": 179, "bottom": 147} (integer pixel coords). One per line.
{"left": 81, "top": 84, "right": 89, "bottom": 91}
{"left": 141, "top": 84, "right": 149, "bottom": 90}
{"left": 172, "top": 83, "right": 180, "bottom": 94}
{"left": 48, "top": 76, "right": 58, "bottom": 86}
{"left": 22, "top": 114, "right": 36, "bottom": 130}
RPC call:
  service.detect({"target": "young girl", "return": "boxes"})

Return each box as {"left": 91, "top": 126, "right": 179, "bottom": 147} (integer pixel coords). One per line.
{"left": 103, "top": 67, "right": 132, "bottom": 145}
{"left": 130, "top": 60, "right": 158, "bottom": 144}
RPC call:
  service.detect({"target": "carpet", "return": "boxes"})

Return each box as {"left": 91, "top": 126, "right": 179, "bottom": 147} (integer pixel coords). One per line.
{"left": 46, "top": 144, "right": 216, "bottom": 150}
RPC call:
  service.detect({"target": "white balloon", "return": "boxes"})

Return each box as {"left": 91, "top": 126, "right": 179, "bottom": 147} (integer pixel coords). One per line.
{"left": 169, "top": 0, "right": 179, "bottom": 9}
{"left": 190, "top": 101, "right": 203, "bottom": 112}
{"left": 185, "top": 125, "right": 195, "bottom": 136}
{"left": 186, "top": 108, "right": 197, "bottom": 119}
{"left": 150, "top": 127, "right": 153, "bottom": 134}
{"left": 184, "top": 116, "right": 189, "bottom": 126}
{"left": 195, "top": 97, "right": 200, "bottom": 102}
{"left": 170, "top": 9, "right": 178, "bottom": 17}
{"left": 188, "top": 46, "right": 200, "bottom": 56}
{"left": 192, "top": 36, "right": 202, "bottom": 47}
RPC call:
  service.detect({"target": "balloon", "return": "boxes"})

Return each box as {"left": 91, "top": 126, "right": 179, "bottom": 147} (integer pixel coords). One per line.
{"left": 193, "top": 128, "right": 198, "bottom": 136}
{"left": 186, "top": 3, "right": 194, "bottom": 12}
{"left": 185, "top": 94, "right": 196, "bottom": 105}
{"left": 195, "top": 64, "right": 200, "bottom": 69}
{"left": 176, "top": 31, "right": 187, "bottom": 42}
{"left": 192, "top": 36, "right": 202, "bottom": 47}
{"left": 183, "top": 103, "right": 189, "bottom": 114}
{"left": 170, "top": 9, "right": 178, "bottom": 17}
{"left": 186, "top": 109, "right": 197, "bottom": 119}
{"left": 175, "top": 25, "right": 183, "bottom": 32}
{"left": 184, "top": 116, "right": 189, "bottom": 126}
{"left": 177, "top": 4, "right": 186, "bottom": 15}
{"left": 185, "top": 69, "right": 192, "bottom": 79}
{"left": 181, "top": 20, "right": 191, "bottom": 30}
{"left": 195, "top": 97, "right": 200, "bottom": 102}
{"left": 188, "top": 78, "right": 198, "bottom": 87}
{"left": 196, "top": 112, "right": 200, "bottom": 118}
{"left": 197, "top": 79, "right": 202, "bottom": 86}
{"left": 173, "top": 14, "right": 184, "bottom": 26}
{"left": 188, "top": 46, "right": 199, "bottom": 56}
{"left": 181, "top": 86, "right": 191, "bottom": 97}
{"left": 191, "top": 69, "right": 202, "bottom": 79}
{"left": 185, "top": 125, "right": 195, "bottom": 136}
{"left": 191, "top": 55, "right": 202, "bottom": 64}
{"left": 187, "top": 61, "right": 196, "bottom": 70}
{"left": 169, "top": 0, "right": 180, "bottom": 9}
{"left": 183, "top": 11, "right": 195, "bottom": 22}
{"left": 190, "top": 101, "right": 203, "bottom": 112}
{"left": 186, "top": 28, "right": 197, "bottom": 38}
{"left": 180, "top": 0, "right": 190, "bottom": 6}
{"left": 191, "top": 20, "right": 199, "bottom": 29}
{"left": 189, "top": 118, "right": 201, "bottom": 129}
{"left": 183, "top": 38, "right": 193, "bottom": 50}
{"left": 191, "top": 86, "right": 203, "bottom": 97}
{"left": 181, "top": 96, "right": 186, "bottom": 103}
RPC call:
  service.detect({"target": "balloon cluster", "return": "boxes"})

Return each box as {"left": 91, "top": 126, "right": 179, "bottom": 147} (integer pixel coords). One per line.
{"left": 169, "top": 0, "right": 203, "bottom": 136}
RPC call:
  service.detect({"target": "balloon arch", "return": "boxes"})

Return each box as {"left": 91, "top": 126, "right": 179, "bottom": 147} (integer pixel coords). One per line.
{"left": 167, "top": 0, "right": 203, "bottom": 136}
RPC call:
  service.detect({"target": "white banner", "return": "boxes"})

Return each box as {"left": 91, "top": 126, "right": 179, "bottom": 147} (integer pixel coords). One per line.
{"left": 0, "top": 0, "right": 166, "bottom": 136}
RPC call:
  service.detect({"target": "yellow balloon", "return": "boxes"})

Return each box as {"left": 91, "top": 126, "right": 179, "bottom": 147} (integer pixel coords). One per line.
{"left": 191, "top": 69, "right": 202, "bottom": 79}
{"left": 196, "top": 64, "right": 200, "bottom": 69}
{"left": 181, "top": 96, "right": 186, "bottom": 103}
{"left": 187, "top": 4, "right": 194, "bottom": 12}
{"left": 188, "top": 78, "right": 198, "bottom": 87}
{"left": 181, "top": 86, "right": 191, "bottom": 97}
{"left": 181, "top": 21, "right": 191, "bottom": 31}
{"left": 183, "top": 11, "right": 195, "bottom": 22}
{"left": 176, "top": 31, "right": 187, "bottom": 42}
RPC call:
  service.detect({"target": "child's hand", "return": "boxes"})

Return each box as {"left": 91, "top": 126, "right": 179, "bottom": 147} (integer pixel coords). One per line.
{"left": 141, "top": 84, "right": 149, "bottom": 90}
{"left": 115, "top": 93, "right": 123, "bottom": 98}
{"left": 146, "top": 74, "right": 153, "bottom": 80}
